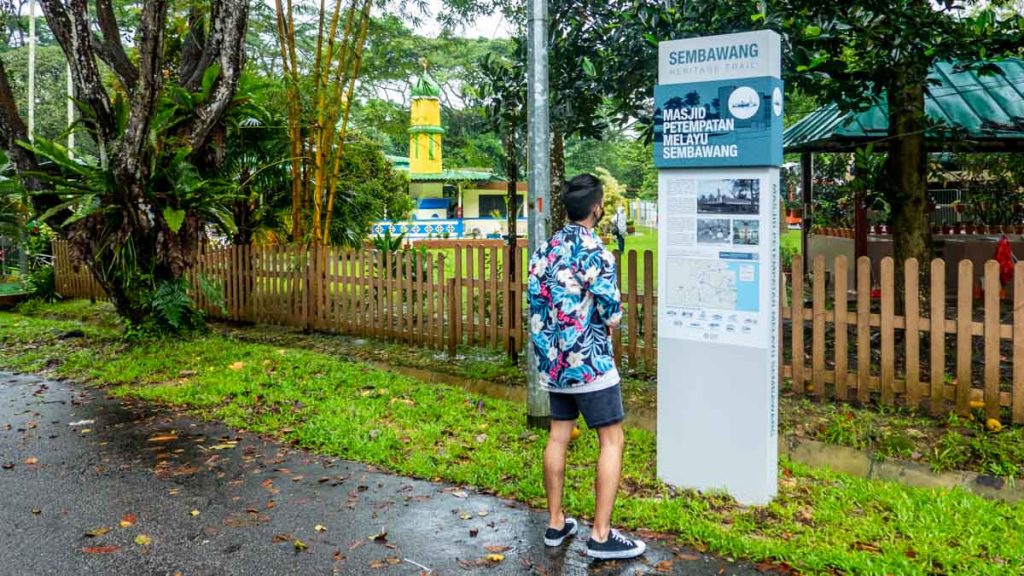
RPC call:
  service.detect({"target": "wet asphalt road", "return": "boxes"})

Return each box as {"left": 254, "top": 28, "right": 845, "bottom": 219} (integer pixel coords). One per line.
{"left": 0, "top": 372, "right": 772, "bottom": 576}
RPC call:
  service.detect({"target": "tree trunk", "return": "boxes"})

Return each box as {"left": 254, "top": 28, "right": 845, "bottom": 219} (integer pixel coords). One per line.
{"left": 549, "top": 130, "right": 566, "bottom": 230}
{"left": 885, "top": 71, "right": 932, "bottom": 283}
{"left": 505, "top": 130, "right": 519, "bottom": 362}
{"left": 1, "top": 0, "right": 249, "bottom": 331}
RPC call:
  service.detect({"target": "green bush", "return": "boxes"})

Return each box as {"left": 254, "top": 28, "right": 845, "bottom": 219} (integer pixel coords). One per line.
{"left": 781, "top": 243, "right": 798, "bottom": 271}
{"left": 27, "top": 266, "right": 59, "bottom": 302}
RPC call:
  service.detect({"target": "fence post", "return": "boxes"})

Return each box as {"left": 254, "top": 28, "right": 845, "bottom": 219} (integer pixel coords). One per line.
{"left": 791, "top": 255, "right": 804, "bottom": 393}
{"left": 1015, "top": 261, "right": 1024, "bottom": 425}
{"left": 448, "top": 278, "right": 457, "bottom": 358}
{"left": 904, "top": 258, "right": 921, "bottom": 409}
{"left": 856, "top": 256, "right": 871, "bottom": 405}
{"left": 812, "top": 255, "right": 825, "bottom": 398}
{"left": 880, "top": 258, "right": 895, "bottom": 405}
{"left": 834, "top": 256, "right": 848, "bottom": 400}
{"left": 956, "top": 260, "right": 973, "bottom": 416}
{"left": 930, "top": 259, "right": 946, "bottom": 416}
{"left": 983, "top": 260, "right": 1000, "bottom": 420}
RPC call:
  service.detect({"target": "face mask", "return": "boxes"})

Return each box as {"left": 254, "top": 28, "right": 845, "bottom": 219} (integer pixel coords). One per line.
{"left": 594, "top": 206, "right": 605, "bottom": 225}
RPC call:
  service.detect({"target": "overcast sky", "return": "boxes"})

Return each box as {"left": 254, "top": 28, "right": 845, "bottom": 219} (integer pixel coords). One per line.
{"left": 417, "top": 0, "right": 513, "bottom": 39}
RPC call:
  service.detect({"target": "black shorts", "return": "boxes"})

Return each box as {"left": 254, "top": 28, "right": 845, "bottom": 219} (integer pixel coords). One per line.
{"left": 549, "top": 384, "right": 625, "bottom": 429}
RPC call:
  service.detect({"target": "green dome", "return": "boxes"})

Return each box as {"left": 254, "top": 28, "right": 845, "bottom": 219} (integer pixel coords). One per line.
{"left": 411, "top": 72, "right": 441, "bottom": 99}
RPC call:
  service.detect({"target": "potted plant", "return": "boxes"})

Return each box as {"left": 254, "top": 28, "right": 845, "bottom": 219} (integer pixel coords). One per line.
{"left": 626, "top": 219, "right": 636, "bottom": 235}
{"left": 487, "top": 209, "right": 504, "bottom": 239}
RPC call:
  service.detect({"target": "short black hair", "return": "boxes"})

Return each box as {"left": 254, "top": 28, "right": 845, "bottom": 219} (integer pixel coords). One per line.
{"left": 562, "top": 174, "right": 603, "bottom": 222}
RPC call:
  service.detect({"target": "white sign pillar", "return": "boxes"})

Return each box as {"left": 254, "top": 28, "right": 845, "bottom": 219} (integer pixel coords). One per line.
{"left": 655, "top": 31, "right": 783, "bottom": 505}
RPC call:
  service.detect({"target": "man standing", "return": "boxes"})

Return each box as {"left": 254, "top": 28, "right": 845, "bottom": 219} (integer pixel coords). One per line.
{"left": 612, "top": 205, "right": 628, "bottom": 253}
{"left": 527, "top": 173, "right": 646, "bottom": 560}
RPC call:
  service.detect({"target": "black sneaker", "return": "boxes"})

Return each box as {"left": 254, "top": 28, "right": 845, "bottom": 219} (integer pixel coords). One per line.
{"left": 543, "top": 517, "right": 578, "bottom": 547}
{"left": 586, "top": 529, "right": 646, "bottom": 560}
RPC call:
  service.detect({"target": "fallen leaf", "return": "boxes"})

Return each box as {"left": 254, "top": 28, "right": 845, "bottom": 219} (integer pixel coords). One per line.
{"left": 190, "top": 510, "right": 201, "bottom": 517}
{"left": 1, "top": 463, "right": 13, "bottom": 470}
{"left": 486, "top": 553, "right": 505, "bottom": 563}
{"left": 451, "top": 490, "right": 468, "bottom": 499}
{"left": 147, "top": 434, "right": 178, "bottom": 443}
{"left": 678, "top": 553, "right": 701, "bottom": 561}
{"left": 69, "top": 419, "right": 94, "bottom": 427}
{"left": 82, "top": 546, "right": 120, "bottom": 555}
{"left": 655, "top": 560, "right": 674, "bottom": 572}
{"left": 852, "top": 541, "right": 881, "bottom": 553}
{"left": 32, "top": 508, "right": 42, "bottom": 515}
{"left": 474, "top": 433, "right": 488, "bottom": 443}
{"left": 85, "top": 527, "right": 112, "bottom": 538}
{"left": 484, "top": 545, "right": 510, "bottom": 553}
{"left": 228, "top": 361, "right": 245, "bottom": 371}
{"left": 119, "top": 514, "right": 137, "bottom": 528}
{"left": 469, "top": 528, "right": 479, "bottom": 537}
{"left": 370, "top": 530, "right": 388, "bottom": 542}
{"left": 369, "top": 557, "right": 401, "bottom": 569}
{"left": 294, "top": 539, "right": 308, "bottom": 551}
{"left": 459, "top": 512, "right": 472, "bottom": 520}
{"left": 315, "top": 524, "right": 327, "bottom": 533}
{"left": 23, "top": 457, "right": 37, "bottom": 465}
{"left": 207, "top": 442, "right": 238, "bottom": 451}
{"left": 477, "top": 509, "right": 489, "bottom": 517}
{"left": 172, "top": 465, "right": 199, "bottom": 477}
{"left": 134, "top": 534, "right": 152, "bottom": 546}
{"left": 272, "top": 533, "right": 294, "bottom": 543}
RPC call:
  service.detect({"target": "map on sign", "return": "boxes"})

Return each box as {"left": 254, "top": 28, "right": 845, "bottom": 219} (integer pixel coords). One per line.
{"left": 665, "top": 258, "right": 759, "bottom": 312}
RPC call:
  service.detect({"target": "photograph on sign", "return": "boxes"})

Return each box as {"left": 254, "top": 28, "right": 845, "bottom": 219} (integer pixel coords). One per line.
{"left": 732, "top": 219, "right": 760, "bottom": 245}
{"left": 697, "top": 178, "right": 759, "bottom": 215}
{"left": 696, "top": 219, "right": 731, "bottom": 244}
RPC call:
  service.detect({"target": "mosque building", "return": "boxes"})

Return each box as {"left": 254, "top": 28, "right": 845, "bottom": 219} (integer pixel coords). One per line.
{"left": 372, "top": 66, "right": 527, "bottom": 240}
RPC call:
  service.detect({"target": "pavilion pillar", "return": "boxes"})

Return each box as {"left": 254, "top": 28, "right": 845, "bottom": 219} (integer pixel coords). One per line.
{"left": 800, "top": 152, "right": 813, "bottom": 272}
{"left": 854, "top": 189, "right": 868, "bottom": 261}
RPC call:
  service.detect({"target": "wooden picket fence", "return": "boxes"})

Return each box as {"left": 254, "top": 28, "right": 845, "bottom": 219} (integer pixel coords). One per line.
{"left": 51, "top": 241, "right": 655, "bottom": 370}
{"left": 51, "top": 240, "right": 1024, "bottom": 423}
{"left": 52, "top": 240, "right": 105, "bottom": 301}
{"left": 784, "top": 255, "right": 1024, "bottom": 424}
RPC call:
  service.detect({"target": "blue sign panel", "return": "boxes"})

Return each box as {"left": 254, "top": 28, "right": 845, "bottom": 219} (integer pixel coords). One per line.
{"left": 653, "top": 76, "right": 783, "bottom": 169}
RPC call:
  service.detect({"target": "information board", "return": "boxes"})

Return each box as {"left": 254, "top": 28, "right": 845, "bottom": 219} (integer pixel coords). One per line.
{"left": 656, "top": 31, "right": 782, "bottom": 506}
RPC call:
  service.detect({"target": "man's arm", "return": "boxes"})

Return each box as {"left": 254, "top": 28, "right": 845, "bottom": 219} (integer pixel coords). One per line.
{"left": 583, "top": 248, "right": 622, "bottom": 328}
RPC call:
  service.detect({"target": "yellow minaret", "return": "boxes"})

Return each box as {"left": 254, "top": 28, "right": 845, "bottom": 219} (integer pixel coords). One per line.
{"left": 409, "top": 60, "right": 444, "bottom": 174}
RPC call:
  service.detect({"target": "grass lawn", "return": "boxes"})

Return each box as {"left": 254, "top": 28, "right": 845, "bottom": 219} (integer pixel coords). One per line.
{"left": 2, "top": 304, "right": 1023, "bottom": 575}
{"left": 782, "top": 228, "right": 802, "bottom": 253}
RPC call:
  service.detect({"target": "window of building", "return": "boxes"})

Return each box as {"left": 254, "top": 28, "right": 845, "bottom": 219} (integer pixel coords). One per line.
{"left": 479, "top": 195, "right": 506, "bottom": 218}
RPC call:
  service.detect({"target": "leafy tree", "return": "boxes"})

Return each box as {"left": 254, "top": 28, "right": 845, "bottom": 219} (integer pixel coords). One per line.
{"left": 0, "top": 0, "right": 249, "bottom": 329}
{"left": 599, "top": 0, "right": 1023, "bottom": 268}
{"left": 565, "top": 132, "right": 650, "bottom": 194}
{"left": 328, "top": 135, "right": 413, "bottom": 246}
{"left": 0, "top": 45, "right": 97, "bottom": 158}
{"left": 777, "top": 1, "right": 1022, "bottom": 267}
{"left": 273, "top": 0, "right": 375, "bottom": 244}
{"left": 442, "top": 2, "right": 610, "bottom": 227}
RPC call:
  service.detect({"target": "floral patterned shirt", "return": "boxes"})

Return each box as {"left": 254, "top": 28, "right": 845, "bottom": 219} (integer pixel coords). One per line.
{"left": 527, "top": 223, "right": 622, "bottom": 393}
